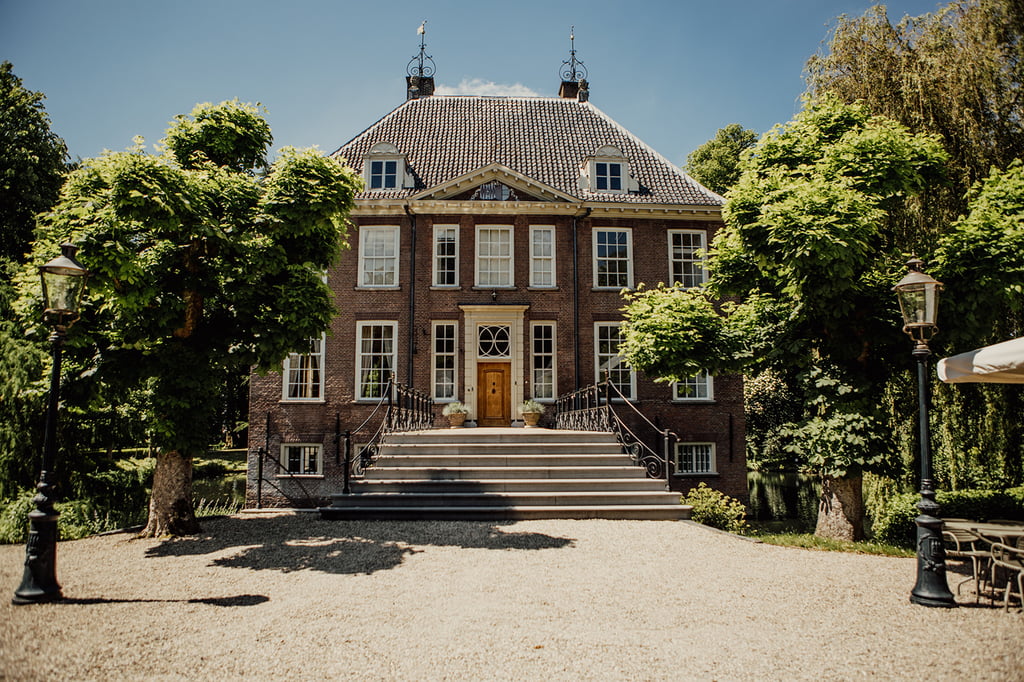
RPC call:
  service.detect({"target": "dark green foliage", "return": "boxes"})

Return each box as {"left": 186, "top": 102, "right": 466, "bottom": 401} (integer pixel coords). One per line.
{"left": 743, "top": 370, "right": 803, "bottom": 471}
{"left": 0, "top": 61, "right": 69, "bottom": 262}
{"left": 683, "top": 482, "right": 748, "bottom": 533}
{"left": 684, "top": 123, "right": 757, "bottom": 195}
{"left": 870, "top": 487, "right": 1024, "bottom": 548}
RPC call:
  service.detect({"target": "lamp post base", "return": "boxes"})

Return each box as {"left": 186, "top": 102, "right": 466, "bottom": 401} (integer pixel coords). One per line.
{"left": 909, "top": 502, "right": 956, "bottom": 608}
{"left": 12, "top": 508, "right": 62, "bottom": 605}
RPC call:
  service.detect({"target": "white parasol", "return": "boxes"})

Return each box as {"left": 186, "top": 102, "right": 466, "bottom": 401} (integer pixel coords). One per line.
{"left": 937, "top": 336, "right": 1024, "bottom": 384}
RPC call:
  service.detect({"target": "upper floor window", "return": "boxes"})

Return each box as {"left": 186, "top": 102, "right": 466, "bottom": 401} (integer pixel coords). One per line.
{"left": 282, "top": 335, "right": 325, "bottom": 401}
{"left": 669, "top": 230, "right": 708, "bottom": 288}
{"left": 359, "top": 226, "right": 399, "bottom": 288}
{"left": 476, "top": 226, "right": 513, "bottom": 288}
{"left": 363, "top": 142, "right": 411, "bottom": 191}
{"left": 530, "top": 226, "right": 556, "bottom": 288}
{"left": 595, "top": 323, "right": 635, "bottom": 400}
{"left": 593, "top": 228, "right": 632, "bottom": 289}
{"left": 356, "top": 321, "right": 396, "bottom": 400}
{"left": 433, "top": 225, "right": 459, "bottom": 287}
{"left": 579, "top": 145, "right": 637, "bottom": 195}
{"left": 673, "top": 372, "right": 714, "bottom": 401}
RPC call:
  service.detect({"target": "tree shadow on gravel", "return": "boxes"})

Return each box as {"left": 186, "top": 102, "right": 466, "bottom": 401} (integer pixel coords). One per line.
{"left": 60, "top": 594, "right": 269, "bottom": 607}
{"left": 143, "top": 516, "right": 576, "bottom": 576}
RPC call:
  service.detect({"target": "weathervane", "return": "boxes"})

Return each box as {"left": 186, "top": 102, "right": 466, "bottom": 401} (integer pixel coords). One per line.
{"left": 407, "top": 20, "right": 436, "bottom": 79}
{"left": 560, "top": 25, "right": 588, "bottom": 83}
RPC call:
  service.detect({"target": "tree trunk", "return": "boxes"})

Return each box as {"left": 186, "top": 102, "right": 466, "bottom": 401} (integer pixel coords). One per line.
{"left": 138, "top": 450, "right": 201, "bottom": 537}
{"left": 815, "top": 475, "right": 864, "bottom": 541}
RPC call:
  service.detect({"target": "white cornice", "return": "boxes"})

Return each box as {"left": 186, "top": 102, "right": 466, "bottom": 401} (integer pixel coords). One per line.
{"left": 351, "top": 199, "right": 722, "bottom": 220}
{"left": 411, "top": 162, "right": 578, "bottom": 203}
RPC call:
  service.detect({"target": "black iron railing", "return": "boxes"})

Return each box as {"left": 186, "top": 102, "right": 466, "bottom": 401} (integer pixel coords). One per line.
{"left": 554, "top": 377, "right": 675, "bottom": 490}
{"left": 339, "top": 376, "right": 434, "bottom": 495}
{"left": 255, "top": 413, "right": 319, "bottom": 508}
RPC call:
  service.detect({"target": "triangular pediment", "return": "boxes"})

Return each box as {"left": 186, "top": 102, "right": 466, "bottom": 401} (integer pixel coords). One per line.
{"left": 410, "top": 163, "right": 577, "bottom": 203}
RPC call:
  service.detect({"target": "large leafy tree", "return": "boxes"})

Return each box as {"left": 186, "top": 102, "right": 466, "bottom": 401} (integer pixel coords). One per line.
{"left": 21, "top": 100, "right": 362, "bottom": 536}
{"left": 0, "top": 61, "right": 69, "bottom": 263}
{"left": 0, "top": 62, "right": 68, "bottom": 498}
{"left": 684, "top": 123, "right": 757, "bottom": 196}
{"left": 806, "top": 0, "right": 1024, "bottom": 493}
{"left": 621, "top": 96, "right": 948, "bottom": 540}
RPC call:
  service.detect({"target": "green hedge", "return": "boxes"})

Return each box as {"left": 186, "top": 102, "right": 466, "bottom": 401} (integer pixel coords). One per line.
{"left": 871, "top": 487, "right": 1024, "bottom": 548}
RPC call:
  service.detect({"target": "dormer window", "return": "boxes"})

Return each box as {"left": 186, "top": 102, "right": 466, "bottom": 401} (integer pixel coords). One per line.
{"left": 595, "top": 162, "right": 622, "bottom": 191}
{"left": 363, "top": 142, "right": 412, "bottom": 191}
{"left": 579, "top": 145, "right": 638, "bottom": 195}
{"left": 370, "top": 160, "right": 398, "bottom": 189}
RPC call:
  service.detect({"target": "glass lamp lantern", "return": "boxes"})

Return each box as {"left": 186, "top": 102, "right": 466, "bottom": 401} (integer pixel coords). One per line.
{"left": 893, "top": 257, "right": 942, "bottom": 346}
{"left": 39, "top": 244, "right": 89, "bottom": 328}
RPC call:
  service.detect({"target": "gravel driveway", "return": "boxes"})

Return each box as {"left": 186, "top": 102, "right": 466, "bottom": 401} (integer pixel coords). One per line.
{"left": 1, "top": 512, "right": 1022, "bottom": 681}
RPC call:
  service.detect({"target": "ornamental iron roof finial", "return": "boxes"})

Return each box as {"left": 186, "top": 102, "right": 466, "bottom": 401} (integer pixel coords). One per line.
{"left": 407, "top": 20, "right": 436, "bottom": 79}
{"left": 560, "top": 26, "right": 588, "bottom": 83}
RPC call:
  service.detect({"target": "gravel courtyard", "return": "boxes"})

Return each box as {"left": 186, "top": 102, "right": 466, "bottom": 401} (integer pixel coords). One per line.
{"left": 1, "top": 513, "right": 1022, "bottom": 681}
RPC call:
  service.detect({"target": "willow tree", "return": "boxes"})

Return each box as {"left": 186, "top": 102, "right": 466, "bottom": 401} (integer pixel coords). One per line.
{"left": 22, "top": 100, "right": 362, "bottom": 536}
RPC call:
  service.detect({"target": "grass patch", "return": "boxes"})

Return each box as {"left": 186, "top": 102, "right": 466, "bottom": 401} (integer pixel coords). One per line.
{"left": 751, "top": 531, "right": 914, "bottom": 557}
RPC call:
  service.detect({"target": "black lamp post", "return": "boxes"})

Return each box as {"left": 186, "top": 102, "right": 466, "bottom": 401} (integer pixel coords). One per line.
{"left": 893, "top": 257, "right": 956, "bottom": 608}
{"left": 12, "top": 244, "right": 88, "bottom": 605}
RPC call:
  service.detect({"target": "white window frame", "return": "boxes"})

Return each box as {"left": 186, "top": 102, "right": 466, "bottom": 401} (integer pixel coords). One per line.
{"left": 668, "top": 230, "right": 708, "bottom": 289}
{"left": 531, "top": 322, "right": 556, "bottom": 401}
{"left": 594, "top": 322, "right": 635, "bottom": 400}
{"left": 432, "top": 224, "right": 459, "bottom": 288}
{"left": 593, "top": 228, "right": 633, "bottom": 289}
{"left": 363, "top": 142, "right": 411, "bottom": 191}
{"left": 432, "top": 321, "right": 458, "bottom": 401}
{"left": 358, "top": 226, "right": 400, "bottom": 288}
{"left": 282, "top": 334, "right": 325, "bottom": 401}
{"left": 280, "top": 443, "right": 323, "bottom": 477}
{"left": 676, "top": 442, "right": 716, "bottom": 475}
{"left": 475, "top": 225, "right": 514, "bottom": 288}
{"left": 529, "top": 225, "right": 556, "bottom": 288}
{"left": 673, "top": 372, "right": 714, "bottom": 401}
{"left": 355, "top": 321, "right": 398, "bottom": 401}
{"left": 595, "top": 161, "right": 623, "bottom": 192}
{"left": 369, "top": 159, "right": 398, "bottom": 190}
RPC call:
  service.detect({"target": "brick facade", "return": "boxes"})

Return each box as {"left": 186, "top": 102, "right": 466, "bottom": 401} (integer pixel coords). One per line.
{"left": 246, "top": 92, "right": 747, "bottom": 509}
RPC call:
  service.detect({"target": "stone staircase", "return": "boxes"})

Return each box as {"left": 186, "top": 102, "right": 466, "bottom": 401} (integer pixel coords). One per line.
{"left": 319, "top": 428, "right": 689, "bottom": 520}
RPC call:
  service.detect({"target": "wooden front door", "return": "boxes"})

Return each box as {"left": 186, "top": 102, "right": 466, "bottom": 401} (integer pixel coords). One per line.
{"left": 477, "top": 362, "right": 511, "bottom": 426}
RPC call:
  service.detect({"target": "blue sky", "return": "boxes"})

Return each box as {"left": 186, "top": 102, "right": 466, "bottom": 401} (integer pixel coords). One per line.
{"left": 2, "top": 0, "right": 944, "bottom": 169}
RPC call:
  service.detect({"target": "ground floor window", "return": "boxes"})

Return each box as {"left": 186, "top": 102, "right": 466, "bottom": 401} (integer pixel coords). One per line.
{"left": 280, "top": 443, "right": 322, "bottom": 476}
{"left": 531, "top": 322, "right": 556, "bottom": 400}
{"left": 357, "top": 321, "right": 397, "bottom": 399}
{"left": 676, "top": 442, "right": 715, "bottom": 474}
{"left": 673, "top": 372, "right": 713, "bottom": 401}
{"left": 283, "top": 335, "right": 324, "bottom": 400}
{"left": 432, "top": 322, "right": 457, "bottom": 400}
{"left": 595, "top": 323, "right": 635, "bottom": 399}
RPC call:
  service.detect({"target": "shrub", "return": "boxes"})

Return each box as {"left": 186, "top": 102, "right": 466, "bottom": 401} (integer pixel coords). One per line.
{"left": 441, "top": 401, "right": 468, "bottom": 416}
{"left": 871, "top": 486, "right": 1024, "bottom": 548}
{"left": 684, "top": 482, "right": 748, "bottom": 533}
{"left": 0, "top": 491, "right": 36, "bottom": 544}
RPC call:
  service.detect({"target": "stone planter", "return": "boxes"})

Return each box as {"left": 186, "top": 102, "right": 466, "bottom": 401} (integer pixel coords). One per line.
{"left": 522, "top": 412, "right": 541, "bottom": 428}
{"left": 447, "top": 413, "right": 467, "bottom": 428}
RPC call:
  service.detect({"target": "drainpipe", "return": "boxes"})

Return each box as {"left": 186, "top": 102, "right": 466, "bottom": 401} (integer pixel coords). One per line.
{"left": 404, "top": 204, "right": 416, "bottom": 387}
{"left": 572, "top": 206, "right": 591, "bottom": 389}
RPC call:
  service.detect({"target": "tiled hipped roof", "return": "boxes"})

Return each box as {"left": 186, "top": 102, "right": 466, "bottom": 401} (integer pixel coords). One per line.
{"left": 331, "top": 96, "right": 723, "bottom": 206}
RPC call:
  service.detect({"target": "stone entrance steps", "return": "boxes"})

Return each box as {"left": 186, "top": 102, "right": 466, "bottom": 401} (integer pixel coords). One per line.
{"left": 319, "top": 428, "right": 688, "bottom": 521}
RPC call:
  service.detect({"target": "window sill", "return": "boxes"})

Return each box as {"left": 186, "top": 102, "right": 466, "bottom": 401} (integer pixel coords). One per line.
{"left": 672, "top": 399, "right": 716, "bottom": 405}
{"left": 279, "top": 399, "right": 326, "bottom": 404}
{"left": 674, "top": 472, "right": 719, "bottom": 478}
{"left": 354, "top": 286, "right": 402, "bottom": 291}
{"left": 591, "top": 287, "right": 633, "bottom": 292}
{"left": 429, "top": 286, "right": 462, "bottom": 291}
{"left": 276, "top": 474, "right": 325, "bottom": 479}
{"left": 527, "top": 286, "right": 560, "bottom": 291}
{"left": 471, "top": 286, "right": 517, "bottom": 291}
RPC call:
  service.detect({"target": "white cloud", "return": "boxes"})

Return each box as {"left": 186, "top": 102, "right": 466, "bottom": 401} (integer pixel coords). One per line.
{"left": 435, "top": 78, "right": 539, "bottom": 97}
